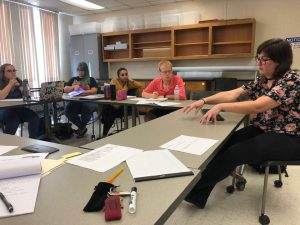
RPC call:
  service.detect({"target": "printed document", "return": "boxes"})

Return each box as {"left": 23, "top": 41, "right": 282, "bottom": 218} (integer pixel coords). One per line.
{"left": 126, "top": 150, "right": 193, "bottom": 182}
{"left": 0, "top": 153, "right": 46, "bottom": 217}
{"left": 160, "top": 135, "right": 219, "bottom": 155}
{"left": 67, "top": 144, "right": 143, "bottom": 172}
{"left": 0, "top": 145, "right": 18, "bottom": 155}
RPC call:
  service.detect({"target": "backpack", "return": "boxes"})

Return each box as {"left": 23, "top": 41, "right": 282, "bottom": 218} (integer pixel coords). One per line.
{"left": 250, "top": 164, "right": 287, "bottom": 174}
{"left": 54, "top": 122, "right": 74, "bottom": 139}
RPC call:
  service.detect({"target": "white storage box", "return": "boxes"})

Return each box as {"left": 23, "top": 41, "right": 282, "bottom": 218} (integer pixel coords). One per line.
{"left": 144, "top": 12, "right": 161, "bottom": 28}
{"left": 102, "top": 16, "right": 128, "bottom": 33}
{"left": 104, "top": 45, "right": 115, "bottom": 50}
{"left": 115, "top": 43, "right": 128, "bottom": 50}
{"left": 69, "top": 22, "right": 102, "bottom": 35}
{"left": 69, "top": 24, "right": 82, "bottom": 35}
{"left": 179, "top": 11, "right": 200, "bottom": 25}
{"left": 128, "top": 14, "right": 144, "bottom": 30}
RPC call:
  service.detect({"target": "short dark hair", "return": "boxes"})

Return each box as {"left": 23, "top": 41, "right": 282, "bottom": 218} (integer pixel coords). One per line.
{"left": 77, "top": 62, "right": 90, "bottom": 77}
{"left": 117, "top": 67, "right": 128, "bottom": 77}
{"left": 256, "top": 38, "right": 293, "bottom": 79}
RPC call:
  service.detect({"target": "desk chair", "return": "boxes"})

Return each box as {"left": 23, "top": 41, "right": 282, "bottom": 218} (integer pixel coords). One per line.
{"left": 191, "top": 91, "right": 219, "bottom": 100}
{"left": 214, "top": 78, "right": 237, "bottom": 91}
{"left": 185, "top": 88, "right": 191, "bottom": 100}
{"left": 258, "top": 161, "right": 299, "bottom": 225}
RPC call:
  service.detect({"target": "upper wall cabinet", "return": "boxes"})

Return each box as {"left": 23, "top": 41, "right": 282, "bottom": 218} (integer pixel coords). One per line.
{"left": 102, "top": 18, "right": 255, "bottom": 62}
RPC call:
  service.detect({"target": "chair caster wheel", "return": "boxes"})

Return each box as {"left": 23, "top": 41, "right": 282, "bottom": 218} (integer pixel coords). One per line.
{"left": 91, "top": 135, "right": 95, "bottom": 141}
{"left": 226, "top": 185, "right": 235, "bottom": 193}
{"left": 236, "top": 181, "right": 246, "bottom": 191}
{"left": 259, "top": 214, "right": 270, "bottom": 225}
{"left": 274, "top": 180, "right": 283, "bottom": 188}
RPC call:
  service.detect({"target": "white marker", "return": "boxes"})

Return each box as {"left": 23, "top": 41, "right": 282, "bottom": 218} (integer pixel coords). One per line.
{"left": 128, "top": 187, "right": 137, "bottom": 213}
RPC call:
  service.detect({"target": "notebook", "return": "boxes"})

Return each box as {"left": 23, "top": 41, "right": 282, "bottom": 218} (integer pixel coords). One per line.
{"left": 39, "top": 81, "right": 64, "bottom": 101}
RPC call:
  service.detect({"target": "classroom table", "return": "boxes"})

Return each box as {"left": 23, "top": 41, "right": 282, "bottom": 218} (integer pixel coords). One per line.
{"left": 63, "top": 94, "right": 194, "bottom": 139}
{"left": 82, "top": 108, "right": 245, "bottom": 170}
{"left": 0, "top": 134, "right": 201, "bottom": 225}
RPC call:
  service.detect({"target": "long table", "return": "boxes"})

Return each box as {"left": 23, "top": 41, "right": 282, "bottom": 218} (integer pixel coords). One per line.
{"left": 0, "top": 134, "right": 201, "bottom": 225}
{"left": 82, "top": 108, "right": 245, "bottom": 170}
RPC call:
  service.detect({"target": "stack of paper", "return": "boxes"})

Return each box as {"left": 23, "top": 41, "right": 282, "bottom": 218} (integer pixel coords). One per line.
{"left": 0, "top": 153, "right": 46, "bottom": 217}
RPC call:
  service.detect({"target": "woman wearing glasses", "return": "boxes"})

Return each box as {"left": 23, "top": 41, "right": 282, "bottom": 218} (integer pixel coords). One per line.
{"left": 183, "top": 38, "right": 300, "bottom": 208}
{"left": 142, "top": 60, "right": 186, "bottom": 121}
{"left": 0, "top": 63, "right": 39, "bottom": 138}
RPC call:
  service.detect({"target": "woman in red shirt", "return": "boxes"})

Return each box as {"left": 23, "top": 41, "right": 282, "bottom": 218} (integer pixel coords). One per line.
{"left": 142, "top": 60, "right": 186, "bottom": 121}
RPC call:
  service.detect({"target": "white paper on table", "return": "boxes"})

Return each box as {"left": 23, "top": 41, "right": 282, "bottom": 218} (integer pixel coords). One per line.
{"left": 66, "top": 144, "right": 143, "bottom": 172}
{"left": 0, "top": 153, "right": 46, "bottom": 217}
{"left": 128, "top": 97, "right": 144, "bottom": 101}
{"left": 0, "top": 145, "right": 18, "bottom": 155}
{"left": 154, "top": 101, "right": 181, "bottom": 106}
{"left": 71, "top": 94, "right": 104, "bottom": 100}
{"left": 0, "top": 98, "right": 23, "bottom": 102}
{"left": 160, "top": 135, "right": 219, "bottom": 155}
{"left": 126, "top": 150, "right": 193, "bottom": 182}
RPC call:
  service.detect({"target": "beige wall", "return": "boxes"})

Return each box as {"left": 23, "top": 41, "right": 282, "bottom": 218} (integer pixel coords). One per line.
{"left": 70, "top": 0, "right": 300, "bottom": 80}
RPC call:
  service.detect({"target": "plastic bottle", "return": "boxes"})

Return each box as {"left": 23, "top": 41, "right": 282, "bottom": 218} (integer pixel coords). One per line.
{"left": 174, "top": 85, "right": 180, "bottom": 100}
{"left": 22, "top": 79, "right": 31, "bottom": 102}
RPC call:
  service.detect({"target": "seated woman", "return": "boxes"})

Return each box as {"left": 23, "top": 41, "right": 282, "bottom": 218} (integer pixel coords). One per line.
{"left": 183, "top": 38, "right": 300, "bottom": 208}
{"left": 0, "top": 63, "right": 39, "bottom": 138}
{"left": 64, "top": 62, "right": 98, "bottom": 138}
{"left": 101, "top": 67, "right": 142, "bottom": 136}
{"left": 142, "top": 60, "right": 186, "bottom": 122}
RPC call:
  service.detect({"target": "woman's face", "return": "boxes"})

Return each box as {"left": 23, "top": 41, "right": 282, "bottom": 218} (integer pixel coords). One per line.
{"left": 256, "top": 52, "right": 278, "bottom": 78}
{"left": 118, "top": 69, "right": 129, "bottom": 82}
{"left": 78, "top": 70, "right": 85, "bottom": 78}
{"left": 159, "top": 65, "right": 173, "bottom": 82}
{"left": 4, "top": 65, "right": 17, "bottom": 80}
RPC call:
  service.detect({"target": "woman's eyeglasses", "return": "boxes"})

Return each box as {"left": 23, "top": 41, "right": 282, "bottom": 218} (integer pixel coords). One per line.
{"left": 255, "top": 56, "right": 271, "bottom": 65}
{"left": 6, "top": 69, "right": 17, "bottom": 73}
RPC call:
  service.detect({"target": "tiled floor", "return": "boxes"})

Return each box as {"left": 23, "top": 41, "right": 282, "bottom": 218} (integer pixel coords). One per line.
{"left": 17, "top": 117, "right": 300, "bottom": 225}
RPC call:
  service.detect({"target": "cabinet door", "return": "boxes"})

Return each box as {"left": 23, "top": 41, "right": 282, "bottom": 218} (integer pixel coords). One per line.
{"left": 83, "top": 34, "right": 100, "bottom": 79}
{"left": 70, "top": 35, "right": 84, "bottom": 77}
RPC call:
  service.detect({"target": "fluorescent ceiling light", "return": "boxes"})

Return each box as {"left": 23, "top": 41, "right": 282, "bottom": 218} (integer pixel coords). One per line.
{"left": 59, "top": 0, "right": 104, "bottom": 10}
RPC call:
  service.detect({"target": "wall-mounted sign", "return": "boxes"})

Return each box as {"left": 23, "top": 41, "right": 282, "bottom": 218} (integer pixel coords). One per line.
{"left": 286, "top": 37, "right": 300, "bottom": 49}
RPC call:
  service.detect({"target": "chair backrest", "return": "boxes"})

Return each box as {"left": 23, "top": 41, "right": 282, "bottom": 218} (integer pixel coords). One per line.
{"left": 185, "top": 88, "right": 191, "bottom": 100}
{"left": 127, "top": 88, "right": 139, "bottom": 97}
{"left": 215, "top": 78, "right": 237, "bottom": 91}
{"left": 191, "top": 91, "right": 219, "bottom": 100}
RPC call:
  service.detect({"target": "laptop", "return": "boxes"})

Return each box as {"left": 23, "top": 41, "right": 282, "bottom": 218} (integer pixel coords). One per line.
{"left": 39, "top": 81, "right": 64, "bottom": 101}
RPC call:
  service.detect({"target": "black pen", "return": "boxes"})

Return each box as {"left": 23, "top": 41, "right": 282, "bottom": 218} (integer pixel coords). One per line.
{"left": 0, "top": 192, "right": 14, "bottom": 213}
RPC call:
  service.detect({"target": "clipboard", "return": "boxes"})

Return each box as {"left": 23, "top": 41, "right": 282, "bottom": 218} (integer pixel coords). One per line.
{"left": 21, "top": 144, "right": 59, "bottom": 154}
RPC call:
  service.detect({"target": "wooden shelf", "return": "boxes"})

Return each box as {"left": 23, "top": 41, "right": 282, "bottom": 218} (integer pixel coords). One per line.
{"left": 104, "top": 49, "right": 128, "bottom": 51}
{"left": 213, "top": 41, "right": 252, "bottom": 45}
{"left": 101, "top": 18, "right": 255, "bottom": 61}
{"left": 175, "top": 42, "right": 209, "bottom": 46}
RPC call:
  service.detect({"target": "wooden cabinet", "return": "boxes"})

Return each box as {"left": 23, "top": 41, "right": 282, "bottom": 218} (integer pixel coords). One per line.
{"left": 102, "top": 32, "right": 130, "bottom": 61}
{"left": 102, "top": 18, "right": 255, "bottom": 62}
{"left": 131, "top": 29, "right": 172, "bottom": 59}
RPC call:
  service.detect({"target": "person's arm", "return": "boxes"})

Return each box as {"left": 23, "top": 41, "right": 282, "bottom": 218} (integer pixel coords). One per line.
{"left": 0, "top": 79, "right": 20, "bottom": 100}
{"left": 81, "top": 87, "right": 98, "bottom": 96}
{"left": 184, "top": 87, "right": 245, "bottom": 114}
{"left": 200, "top": 95, "right": 279, "bottom": 124}
{"left": 141, "top": 79, "right": 160, "bottom": 99}
{"left": 63, "top": 78, "right": 80, "bottom": 93}
{"left": 129, "top": 79, "right": 143, "bottom": 89}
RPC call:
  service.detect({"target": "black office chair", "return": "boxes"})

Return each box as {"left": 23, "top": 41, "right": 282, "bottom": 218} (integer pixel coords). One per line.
{"left": 191, "top": 91, "right": 219, "bottom": 100}
{"left": 214, "top": 78, "right": 237, "bottom": 91}
{"left": 185, "top": 88, "right": 191, "bottom": 100}
{"left": 258, "top": 161, "right": 299, "bottom": 225}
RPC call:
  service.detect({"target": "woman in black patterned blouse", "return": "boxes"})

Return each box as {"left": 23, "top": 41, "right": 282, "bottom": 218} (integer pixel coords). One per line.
{"left": 183, "top": 38, "right": 300, "bottom": 208}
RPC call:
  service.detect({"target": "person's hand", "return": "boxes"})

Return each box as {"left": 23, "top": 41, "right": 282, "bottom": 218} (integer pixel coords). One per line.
{"left": 183, "top": 100, "right": 204, "bottom": 115}
{"left": 199, "top": 105, "right": 222, "bottom": 124}
{"left": 8, "top": 78, "right": 20, "bottom": 87}
{"left": 72, "top": 83, "right": 81, "bottom": 90}
{"left": 152, "top": 91, "right": 159, "bottom": 98}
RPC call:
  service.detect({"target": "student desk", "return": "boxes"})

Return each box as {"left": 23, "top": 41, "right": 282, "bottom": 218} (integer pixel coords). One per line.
{"left": 0, "top": 134, "right": 201, "bottom": 225}
{"left": 82, "top": 108, "right": 245, "bottom": 170}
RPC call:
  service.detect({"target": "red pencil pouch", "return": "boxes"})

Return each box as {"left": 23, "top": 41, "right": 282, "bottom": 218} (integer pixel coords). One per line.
{"left": 104, "top": 195, "right": 122, "bottom": 221}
